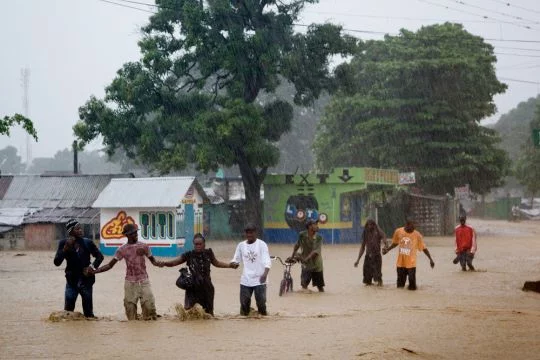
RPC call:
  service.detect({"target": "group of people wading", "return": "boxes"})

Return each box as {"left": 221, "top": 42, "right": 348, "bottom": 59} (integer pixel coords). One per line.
{"left": 54, "top": 215, "right": 477, "bottom": 320}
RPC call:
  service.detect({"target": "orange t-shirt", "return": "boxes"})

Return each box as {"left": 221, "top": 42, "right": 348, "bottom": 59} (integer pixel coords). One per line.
{"left": 391, "top": 227, "right": 426, "bottom": 268}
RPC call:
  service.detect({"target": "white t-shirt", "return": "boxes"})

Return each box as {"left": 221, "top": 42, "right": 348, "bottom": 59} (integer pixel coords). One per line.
{"left": 231, "top": 239, "right": 272, "bottom": 287}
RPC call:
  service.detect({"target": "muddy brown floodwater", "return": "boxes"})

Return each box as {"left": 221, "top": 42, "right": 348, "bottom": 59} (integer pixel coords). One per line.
{"left": 1, "top": 219, "right": 539, "bottom": 359}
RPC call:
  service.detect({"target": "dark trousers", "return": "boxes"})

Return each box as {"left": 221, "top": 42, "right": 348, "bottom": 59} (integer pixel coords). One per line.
{"left": 457, "top": 251, "right": 475, "bottom": 270}
{"left": 240, "top": 284, "right": 267, "bottom": 316}
{"left": 65, "top": 281, "right": 94, "bottom": 317}
{"left": 185, "top": 278, "right": 215, "bottom": 316}
{"left": 363, "top": 253, "right": 382, "bottom": 284}
{"left": 396, "top": 267, "right": 417, "bottom": 290}
{"left": 300, "top": 267, "right": 325, "bottom": 288}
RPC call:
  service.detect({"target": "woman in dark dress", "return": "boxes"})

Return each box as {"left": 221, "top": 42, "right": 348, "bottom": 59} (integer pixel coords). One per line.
{"left": 353, "top": 219, "right": 388, "bottom": 286}
{"left": 159, "top": 233, "right": 237, "bottom": 315}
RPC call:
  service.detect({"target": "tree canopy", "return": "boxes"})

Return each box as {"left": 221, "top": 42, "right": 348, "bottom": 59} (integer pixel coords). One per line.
{"left": 1, "top": 114, "right": 37, "bottom": 141}
{"left": 0, "top": 146, "right": 25, "bottom": 174}
{"left": 491, "top": 95, "right": 540, "bottom": 162}
{"left": 515, "top": 103, "right": 540, "bottom": 199}
{"left": 75, "top": 0, "right": 355, "bottom": 227}
{"left": 315, "top": 23, "right": 509, "bottom": 195}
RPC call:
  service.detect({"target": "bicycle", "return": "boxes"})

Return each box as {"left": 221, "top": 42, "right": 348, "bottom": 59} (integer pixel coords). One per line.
{"left": 271, "top": 256, "right": 296, "bottom": 296}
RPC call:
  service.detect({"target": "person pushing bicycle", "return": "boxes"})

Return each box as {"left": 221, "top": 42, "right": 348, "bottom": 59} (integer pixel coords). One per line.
{"left": 289, "top": 219, "right": 325, "bottom": 292}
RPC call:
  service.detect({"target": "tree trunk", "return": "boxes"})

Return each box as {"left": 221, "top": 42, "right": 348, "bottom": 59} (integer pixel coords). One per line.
{"left": 481, "top": 194, "right": 485, "bottom": 219}
{"left": 237, "top": 153, "right": 265, "bottom": 235}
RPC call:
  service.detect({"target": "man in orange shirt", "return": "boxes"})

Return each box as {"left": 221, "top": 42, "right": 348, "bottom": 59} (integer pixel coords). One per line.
{"left": 453, "top": 215, "right": 477, "bottom": 271}
{"left": 383, "top": 219, "right": 435, "bottom": 290}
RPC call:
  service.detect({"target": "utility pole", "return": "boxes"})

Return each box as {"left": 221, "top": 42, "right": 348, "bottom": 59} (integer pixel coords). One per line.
{"left": 73, "top": 140, "right": 79, "bottom": 174}
{"left": 21, "top": 68, "right": 32, "bottom": 168}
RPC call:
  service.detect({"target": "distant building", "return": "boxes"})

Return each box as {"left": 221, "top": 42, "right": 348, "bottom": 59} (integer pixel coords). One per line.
{"left": 263, "top": 167, "right": 400, "bottom": 243}
{"left": 208, "top": 177, "right": 262, "bottom": 237}
{"left": 0, "top": 173, "right": 133, "bottom": 250}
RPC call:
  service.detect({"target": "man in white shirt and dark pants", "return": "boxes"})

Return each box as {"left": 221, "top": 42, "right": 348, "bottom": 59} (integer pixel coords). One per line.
{"left": 231, "top": 223, "right": 272, "bottom": 316}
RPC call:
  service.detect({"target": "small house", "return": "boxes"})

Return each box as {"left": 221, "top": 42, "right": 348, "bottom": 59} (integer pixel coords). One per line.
{"left": 93, "top": 177, "right": 208, "bottom": 257}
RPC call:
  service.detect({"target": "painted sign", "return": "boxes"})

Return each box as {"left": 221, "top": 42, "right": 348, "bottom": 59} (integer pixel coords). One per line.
{"left": 98, "top": 204, "right": 201, "bottom": 257}
{"left": 284, "top": 195, "right": 328, "bottom": 232}
{"left": 366, "top": 168, "right": 399, "bottom": 184}
{"left": 398, "top": 172, "right": 416, "bottom": 185}
{"left": 101, "top": 211, "right": 136, "bottom": 239}
{"left": 454, "top": 184, "right": 470, "bottom": 200}
{"left": 139, "top": 211, "right": 176, "bottom": 240}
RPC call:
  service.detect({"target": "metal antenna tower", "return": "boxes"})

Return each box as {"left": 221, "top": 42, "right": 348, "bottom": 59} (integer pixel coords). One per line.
{"left": 21, "top": 68, "right": 32, "bottom": 167}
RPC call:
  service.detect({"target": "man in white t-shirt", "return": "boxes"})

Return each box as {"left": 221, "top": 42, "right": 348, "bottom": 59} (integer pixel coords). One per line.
{"left": 231, "top": 223, "right": 271, "bottom": 316}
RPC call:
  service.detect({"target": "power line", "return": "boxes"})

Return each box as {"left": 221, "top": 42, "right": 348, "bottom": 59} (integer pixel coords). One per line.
{"left": 442, "top": 0, "right": 540, "bottom": 25}
{"left": 498, "top": 61, "right": 540, "bottom": 70}
{"left": 97, "top": 0, "right": 156, "bottom": 14}
{"left": 486, "top": 38, "right": 540, "bottom": 43}
{"left": 519, "top": 64, "right": 540, "bottom": 69}
{"left": 96, "top": 0, "right": 391, "bottom": 35}
{"left": 110, "top": 0, "right": 161, "bottom": 9}
{"left": 484, "top": 0, "right": 540, "bottom": 15}
{"left": 495, "top": 46, "right": 540, "bottom": 52}
{"left": 499, "top": 65, "right": 540, "bottom": 70}
{"left": 303, "top": 10, "right": 501, "bottom": 24}
{"left": 95, "top": 0, "right": 540, "bottom": 46}
{"left": 110, "top": 0, "right": 540, "bottom": 29}
{"left": 496, "top": 52, "right": 540, "bottom": 58}
{"left": 294, "top": 23, "right": 389, "bottom": 35}
{"left": 91, "top": 0, "right": 540, "bottom": 75}
{"left": 499, "top": 77, "right": 540, "bottom": 84}
{"left": 296, "top": 23, "right": 539, "bottom": 49}
{"left": 417, "top": 0, "right": 540, "bottom": 32}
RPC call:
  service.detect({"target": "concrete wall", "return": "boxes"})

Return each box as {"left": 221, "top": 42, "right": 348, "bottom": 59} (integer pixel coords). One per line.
{"left": 0, "top": 227, "right": 25, "bottom": 250}
{"left": 0, "top": 223, "right": 98, "bottom": 251}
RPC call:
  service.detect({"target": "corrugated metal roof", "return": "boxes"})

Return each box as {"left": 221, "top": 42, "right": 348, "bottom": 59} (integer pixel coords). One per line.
{"left": 203, "top": 187, "right": 225, "bottom": 205}
{"left": 0, "top": 225, "right": 13, "bottom": 233}
{"left": 23, "top": 207, "right": 100, "bottom": 225}
{"left": 0, "top": 176, "right": 13, "bottom": 199}
{"left": 0, "top": 208, "right": 41, "bottom": 226}
{"left": 93, "top": 177, "right": 208, "bottom": 208}
{"left": 0, "top": 174, "right": 133, "bottom": 208}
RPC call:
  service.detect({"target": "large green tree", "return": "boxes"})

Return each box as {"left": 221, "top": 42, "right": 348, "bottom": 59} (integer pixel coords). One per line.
{"left": 515, "top": 103, "right": 540, "bottom": 201}
{"left": 315, "top": 23, "right": 509, "bottom": 195}
{"left": 75, "top": 0, "right": 354, "bottom": 228}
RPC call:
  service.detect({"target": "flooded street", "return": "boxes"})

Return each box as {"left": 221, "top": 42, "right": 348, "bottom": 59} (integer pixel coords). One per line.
{"left": 1, "top": 219, "right": 540, "bottom": 359}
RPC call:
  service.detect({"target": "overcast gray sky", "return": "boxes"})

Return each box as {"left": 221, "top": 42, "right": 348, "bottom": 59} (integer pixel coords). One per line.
{"left": 1, "top": 0, "right": 539, "bottom": 161}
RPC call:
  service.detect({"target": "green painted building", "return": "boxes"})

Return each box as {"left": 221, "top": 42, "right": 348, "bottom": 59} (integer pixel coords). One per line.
{"left": 263, "top": 167, "right": 400, "bottom": 244}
